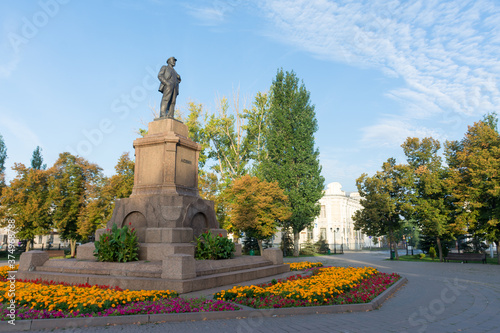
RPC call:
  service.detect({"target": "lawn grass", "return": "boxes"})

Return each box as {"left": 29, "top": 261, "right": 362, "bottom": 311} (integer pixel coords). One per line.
{"left": 395, "top": 254, "right": 498, "bottom": 264}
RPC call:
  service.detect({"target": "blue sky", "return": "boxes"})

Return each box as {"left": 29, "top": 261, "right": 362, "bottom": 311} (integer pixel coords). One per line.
{"left": 1, "top": 0, "right": 499, "bottom": 192}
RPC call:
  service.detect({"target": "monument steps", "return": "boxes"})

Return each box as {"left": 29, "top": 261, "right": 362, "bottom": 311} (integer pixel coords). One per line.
{"left": 25, "top": 256, "right": 281, "bottom": 280}
{"left": 17, "top": 260, "right": 289, "bottom": 293}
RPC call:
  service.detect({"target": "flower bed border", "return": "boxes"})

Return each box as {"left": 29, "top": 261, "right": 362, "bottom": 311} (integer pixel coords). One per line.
{"left": 5, "top": 276, "right": 407, "bottom": 332}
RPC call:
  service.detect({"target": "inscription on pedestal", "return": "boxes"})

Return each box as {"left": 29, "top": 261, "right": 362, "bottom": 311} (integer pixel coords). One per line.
{"left": 176, "top": 146, "right": 197, "bottom": 188}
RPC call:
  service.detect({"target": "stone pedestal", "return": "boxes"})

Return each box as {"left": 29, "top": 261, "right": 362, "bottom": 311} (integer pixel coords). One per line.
{"left": 91, "top": 118, "right": 221, "bottom": 261}
{"left": 132, "top": 118, "right": 200, "bottom": 197}
{"left": 234, "top": 243, "right": 242, "bottom": 257}
{"left": 263, "top": 248, "right": 284, "bottom": 265}
{"left": 19, "top": 251, "right": 49, "bottom": 271}
{"left": 161, "top": 254, "right": 196, "bottom": 280}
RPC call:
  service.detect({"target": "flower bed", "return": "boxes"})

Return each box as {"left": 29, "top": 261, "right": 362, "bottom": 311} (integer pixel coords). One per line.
{"left": 286, "top": 261, "right": 323, "bottom": 271}
{"left": 0, "top": 278, "right": 239, "bottom": 320}
{"left": 0, "top": 264, "right": 18, "bottom": 279}
{"left": 0, "top": 262, "right": 401, "bottom": 319}
{"left": 214, "top": 266, "right": 400, "bottom": 308}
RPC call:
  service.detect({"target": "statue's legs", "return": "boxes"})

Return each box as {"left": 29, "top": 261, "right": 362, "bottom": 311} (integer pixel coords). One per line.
{"left": 160, "top": 95, "right": 168, "bottom": 118}
{"left": 166, "top": 93, "right": 177, "bottom": 118}
{"left": 160, "top": 91, "right": 174, "bottom": 118}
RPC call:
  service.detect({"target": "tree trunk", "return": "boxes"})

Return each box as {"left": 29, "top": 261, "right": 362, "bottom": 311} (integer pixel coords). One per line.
{"left": 394, "top": 242, "right": 399, "bottom": 260}
{"left": 25, "top": 241, "right": 31, "bottom": 252}
{"left": 388, "top": 232, "right": 393, "bottom": 260}
{"left": 436, "top": 236, "right": 443, "bottom": 262}
{"left": 70, "top": 239, "right": 77, "bottom": 258}
{"left": 257, "top": 239, "right": 263, "bottom": 256}
{"left": 496, "top": 240, "right": 499, "bottom": 265}
{"left": 293, "top": 231, "right": 300, "bottom": 257}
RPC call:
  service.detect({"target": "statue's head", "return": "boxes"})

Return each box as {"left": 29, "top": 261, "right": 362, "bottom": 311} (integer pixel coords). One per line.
{"left": 167, "top": 57, "right": 177, "bottom": 66}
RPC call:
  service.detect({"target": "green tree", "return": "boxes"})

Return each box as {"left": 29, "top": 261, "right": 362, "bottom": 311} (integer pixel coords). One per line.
{"left": 204, "top": 95, "right": 252, "bottom": 182}
{"left": 402, "top": 137, "right": 455, "bottom": 262}
{"left": 445, "top": 113, "right": 500, "bottom": 263}
{"left": 30, "top": 146, "right": 47, "bottom": 170}
{"left": 194, "top": 93, "right": 270, "bottom": 229}
{"left": 79, "top": 152, "right": 134, "bottom": 238}
{"left": 261, "top": 69, "right": 325, "bottom": 257}
{"left": 244, "top": 92, "right": 270, "bottom": 176}
{"left": 184, "top": 101, "right": 209, "bottom": 170}
{"left": 0, "top": 133, "right": 7, "bottom": 193}
{"left": 0, "top": 164, "right": 52, "bottom": 251}
{"left": 225, "top": 174, "right": 291, "bottom": 253}
{"left": 353, "top": 158, "right": 411, "bottom": 260}
{"left": 49, "top": 152, "right": 103, "bottom": 257}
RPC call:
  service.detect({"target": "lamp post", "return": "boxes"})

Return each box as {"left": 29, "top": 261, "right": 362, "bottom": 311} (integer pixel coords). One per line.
{"left": 333, "top": 227, "right": 339, "bottom": 254}
{"left": 404, "top": 227, "right": 409, "bottom": 256}
{"left": 411, "top": 226, "right": 415, "bottom": 255}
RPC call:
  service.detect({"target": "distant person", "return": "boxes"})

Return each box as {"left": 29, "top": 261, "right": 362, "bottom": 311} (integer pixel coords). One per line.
{"left": 158, "top": 56, "right": 181, "bottom": 118}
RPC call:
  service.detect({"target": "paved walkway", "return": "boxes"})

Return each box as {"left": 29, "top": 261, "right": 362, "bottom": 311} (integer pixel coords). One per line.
{"left": 24, "top": 252, "right": 500, "bottom": 332}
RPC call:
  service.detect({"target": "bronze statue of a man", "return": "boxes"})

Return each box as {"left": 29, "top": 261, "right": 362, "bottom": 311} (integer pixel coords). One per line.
{"left": 158, "top": 56, "right": 181, "bottom": 118}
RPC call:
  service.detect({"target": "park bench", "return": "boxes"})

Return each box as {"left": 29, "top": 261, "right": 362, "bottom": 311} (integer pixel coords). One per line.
{"left": 444, "top": 252, "right": 487, "bottom": 264}
{"left": 45, "top": 250, "right": 66, "bottom": 258}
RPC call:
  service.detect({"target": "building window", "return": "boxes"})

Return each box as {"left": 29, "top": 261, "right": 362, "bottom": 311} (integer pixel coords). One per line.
{"left": 307, "top": 228, "right": 313, "bottom": 240}
{"left": 320, "top": 228, "right": 326, "bottom": 240}
{"left": 320, "top": 205, "right": 326, "bottom": 218}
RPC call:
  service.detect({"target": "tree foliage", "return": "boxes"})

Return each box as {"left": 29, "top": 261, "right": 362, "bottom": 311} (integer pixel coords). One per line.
{"left": 31, "top": 146, "right": 47, "bottom": 170}
{"left": 48, "top": 152, "right": 102, "bottom": 257}
{"left": 0, "top": 133, "right": 7, "bottom": 192}
{"left": 80, "top": 152, "right": 135, "bottom": 237}
{"left": 260, "top": 69, "right": 324, "bottom": 256}
{"left": 401, "top": 137, "right": 455, "bottom": 261}
{"left": 353, "top": 158, "right": 411, "bottom": 259}
{"left": 225, "top": 175, "right": 291, "bottom": 253}
{"left": 445, "top": 113, "right": 500, "bottom": 263}
{"left": 185, "top": 93, "right": 271, "bottom": 230}
{"left": 0, "top": 164, "right": 51, "bottom": 251}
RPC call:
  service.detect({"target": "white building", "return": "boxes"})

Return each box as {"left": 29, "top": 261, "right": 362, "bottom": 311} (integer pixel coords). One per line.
{"left": 0, "top": 228, "right": 66, "bottom": 250}
{"left": 299, "top": 182, "right": 372, "bottom": 251}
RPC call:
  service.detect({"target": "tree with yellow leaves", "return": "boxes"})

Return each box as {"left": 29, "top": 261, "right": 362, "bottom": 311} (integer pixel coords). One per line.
{"left": 0, "top": 164, "right": 52, "bottom": 251}
{"left": 225, "top": 175, "right": 291, "bottom": 254}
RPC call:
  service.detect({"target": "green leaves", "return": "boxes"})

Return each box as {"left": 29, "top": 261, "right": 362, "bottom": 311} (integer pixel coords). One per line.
{"left": 445, "top": 113, "right": 500, "bottom": 259}
{"left": 0, "top": 164, "right": 52, "bottom": 249}
{"left": 194, "top": 230, "right": 234, "bottom": 260}
{"left": 94, "top": 223, "right": 139, "bottom": 262}
{"left": 261, "top": 69, "right": 324, "bottom": 256}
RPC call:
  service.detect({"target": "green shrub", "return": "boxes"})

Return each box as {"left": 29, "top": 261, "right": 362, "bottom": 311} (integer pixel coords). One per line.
{"left": 429, "top": 246, "right": 437, "bottom": 260}
{"left": 242, "top": 236, "right": 260, "bottom": 255}
{"left": 419, "top": 253, "right": 426, "bottom": 259}
{"left": 280, "top": 230, "right": 294, "bottom": 257}
{"left": 299, "top": 240, "right": 316, "bottom": 256}
{"left": 315, "top": 236, "right": 330, "bottom": 254}
{"left": 195, "top": 230, "right": 235, "bottom": 260}
{"left": 93, "top": 223, "right": 139, "bottom": 262}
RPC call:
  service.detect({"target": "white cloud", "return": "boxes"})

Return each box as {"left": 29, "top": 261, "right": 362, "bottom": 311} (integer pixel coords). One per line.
{"left": 184, "top": 1, "right": 245, "bottom": 26}
{"left": 1, "top": 114, "right": 41, "bottom": 149}
{"left": 259, "top": 0, "right": 500, "bottom": 133}
{"left": 187, "top": 6, "right": 225, "bottom": 25}
{"left": 0, "top": 56, "right": 19, "bottom": 78}
{"left": 360, "top": 116, "right": 444, "bottom": 148}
